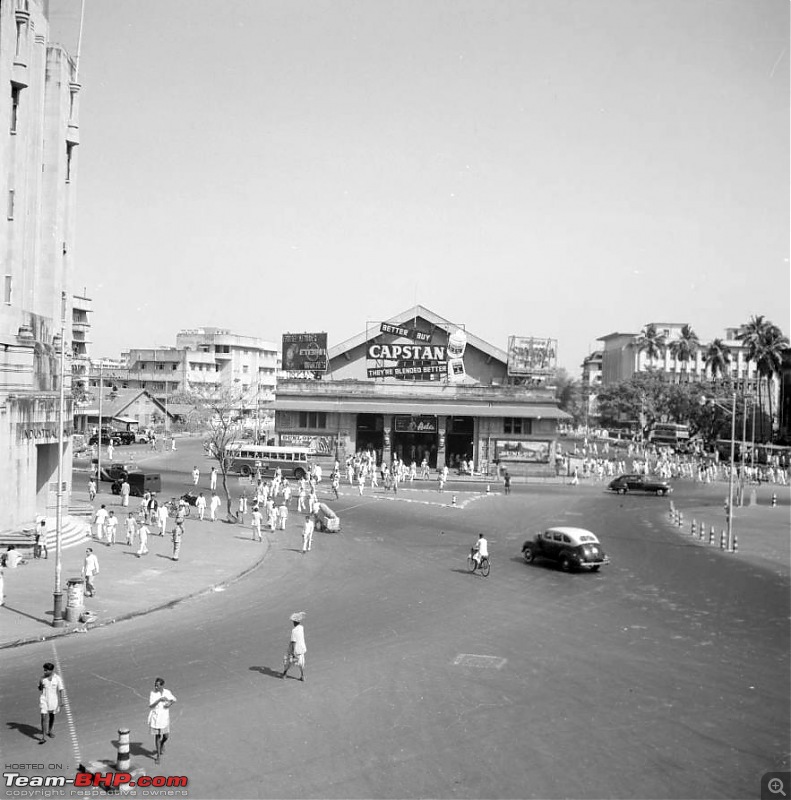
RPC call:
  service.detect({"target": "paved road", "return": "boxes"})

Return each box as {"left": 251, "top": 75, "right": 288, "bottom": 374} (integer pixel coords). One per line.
{"left": 2, "top": 456, "right": 788, "bottom": 799}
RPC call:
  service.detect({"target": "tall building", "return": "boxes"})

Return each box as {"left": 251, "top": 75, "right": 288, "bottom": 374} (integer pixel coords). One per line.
{"left": 0, "top": 0, "right": 82, "bottom": 529}
{"left": 71, "top": 292, "right": 92, "bottom": 385}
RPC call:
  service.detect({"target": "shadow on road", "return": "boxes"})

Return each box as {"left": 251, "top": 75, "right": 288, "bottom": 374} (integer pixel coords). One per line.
{"left": 249, "top": 666, "right": 283, "bottom": 680}
{"left": 6, "top": 721, "right": 42, "bottom": 742}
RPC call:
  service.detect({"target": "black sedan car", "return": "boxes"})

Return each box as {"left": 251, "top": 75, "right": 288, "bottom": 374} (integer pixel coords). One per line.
{"left": 522, "top": 527, "right": 609, "bottom": 572}
{"left": 608, "top": 474, "right": 672, "bottom": 496}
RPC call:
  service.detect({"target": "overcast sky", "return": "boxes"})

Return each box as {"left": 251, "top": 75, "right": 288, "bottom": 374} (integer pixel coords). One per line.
{"left": 49, "top": 0, "right": 789, "bottom": 371}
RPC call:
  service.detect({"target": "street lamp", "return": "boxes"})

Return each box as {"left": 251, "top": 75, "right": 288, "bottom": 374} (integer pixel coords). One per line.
{"left": 700, "top": 392, "right": 737, "bottom": 551}
{"left": 52, "top": 293, "right": 67, "bottom": 627}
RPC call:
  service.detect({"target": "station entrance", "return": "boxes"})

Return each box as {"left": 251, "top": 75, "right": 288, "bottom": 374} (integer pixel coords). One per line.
{"left": 355, "top": 413, "right": 384, "bottom": 463}
{"left": 391, "top": 414, "right": 439, "bottom": 468}
{"left": 445, "top": 416, "right": 475, "bottom": 469}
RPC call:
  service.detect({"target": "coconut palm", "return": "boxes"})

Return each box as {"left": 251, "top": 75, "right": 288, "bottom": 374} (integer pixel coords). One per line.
{"left": 703, "top": 339, "right": 732, "bottom": 381}
{"left": 634, "top": 324, "right": 666, "bottom": 370}
{"left": 669, "top": 324, "right": 700, "bottom": 382}
{"left": 737, "top": 316, "right": 790, "bottom": 440}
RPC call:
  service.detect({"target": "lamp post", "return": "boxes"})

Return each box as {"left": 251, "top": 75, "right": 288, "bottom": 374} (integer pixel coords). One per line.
{"left": 52, "top": 293, "right": 67, "bottom": 627}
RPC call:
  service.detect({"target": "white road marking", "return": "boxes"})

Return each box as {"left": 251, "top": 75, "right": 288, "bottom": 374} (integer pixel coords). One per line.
{"left": 51, "top": 643, "right": 82, "bottom": 766}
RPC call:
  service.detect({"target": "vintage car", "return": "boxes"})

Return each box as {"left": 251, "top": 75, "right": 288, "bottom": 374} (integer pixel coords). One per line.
{"left": 92, "top": 460, "right": 136, "bottom": 482}
{"left": 522, "top": 527, "right": 609, "bottom": 572}
{"left": 608, "top": 474, "right": 673, "bottom": 496}
{"left": 88, "top": 431, "right": 123, "bottom": 447}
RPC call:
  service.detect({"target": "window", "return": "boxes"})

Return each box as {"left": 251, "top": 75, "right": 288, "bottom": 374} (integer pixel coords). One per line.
{"left": 242, "top": 365, "right": 249, "bottom": 374}
{"left": 504, "top": 418, "right": 522, "bottom": 434}
{"left": 7, "top": 190, "right": 15, "bottom": 220}
{"left": 172, "top": 364, "right": 177, "bottom": 370}
{"left": 10, "top": 85, "right": 21, "bottom": 134}
{"left": 298, "top": 411, "right": 326, "bottom": 429}
{"left": 4, "top": 274, "right": 11, "bottom": 305}
{"left": 66, "top": 142, "right": 75, "bottom": 182}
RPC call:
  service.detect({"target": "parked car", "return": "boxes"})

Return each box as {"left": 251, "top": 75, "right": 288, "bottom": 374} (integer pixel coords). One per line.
{"left": 88, "top": 431, "right": 122, "bottom": 447}
{"left": 92, "top": 460, "right": 135, "bottom": 482}
{"left": 608, "top": 474, "right": 672, "bottom": 496}
{"left": 111, "top": 430, "right": 137, "bottom": 446}
{"left": 111, "top": 471, "right": 162, "bottom": 497}
{"left": 522, "top": 527, "right": 610, "bottom": 572}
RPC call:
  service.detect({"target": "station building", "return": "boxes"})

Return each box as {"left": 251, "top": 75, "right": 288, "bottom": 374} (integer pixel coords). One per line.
{"left": 274, "top": 306, "right": 570, "bottom": 476}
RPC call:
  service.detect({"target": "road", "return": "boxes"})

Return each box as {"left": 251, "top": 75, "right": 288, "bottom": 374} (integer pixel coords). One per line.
{"left": 2, "top": 443, "right": 788, "bottom": 799}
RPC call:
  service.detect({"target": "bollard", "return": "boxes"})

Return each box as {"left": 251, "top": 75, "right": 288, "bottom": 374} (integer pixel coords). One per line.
{"left": 772, "top": 493, "right": 777, "bottom": 508}
{"left": 732, "top": 533, "right": 738, "bottom": 553}
{"left": 709, "top": 525, "right": 715, "bottom": 545}
{"left": 720, "top": 530, "right": 726, "bottom": 550}
{"left": 677, "top": 511, "right": 683, "bottom": 528}
{"left": 451, "top": 494, "right": 457, "bottom": 507}
{"left": 117, "top": 727, "right": 131, "bottom": 772}
{"left": 486, "top": 485, "right": 490, "bottom": 494}
{"left": 691, "top": 519, "right": 696, "bottom": 538}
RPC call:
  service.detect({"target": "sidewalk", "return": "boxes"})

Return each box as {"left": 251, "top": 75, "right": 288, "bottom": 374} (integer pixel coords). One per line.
{"left": 0, "top": 487, "right": 272, "bottom": 650}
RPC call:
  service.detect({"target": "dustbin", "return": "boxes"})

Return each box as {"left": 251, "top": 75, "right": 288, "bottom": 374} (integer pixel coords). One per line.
{"left": 65, "top": 577, "right": 85, "bottom": 623}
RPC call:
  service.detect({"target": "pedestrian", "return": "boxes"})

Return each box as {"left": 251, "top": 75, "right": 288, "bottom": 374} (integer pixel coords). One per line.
{"left": 438, "top": 473, "right": 445, "bottom": 493}
{"left": 282, "top": 481, "right": 292, "bottom": 507}
{"left": 105, "top": 511, "right": 118, "bottom": 546}
{"left": 88, "top": 478, "right": 97, "bottom": 502}
{"left": 237, "top": 492, "right": 248, "bottom": 525}
{"left": 191, "top": 466, "right": 200, "bottom": 486}
{"left": 82, "top": 547, "right": 99, "bottom": 597}
{"left": 281, "top": 612, "right": 307, "bottom": 681}
{"left": 251, "top": 506, "right": 263, "bottom": 541}
{"left": 38, "top": 662, "right": 65, "bottom": 745}
{"left": 358, "top": 471, "right": 365, "bottom": 496}
{"left": 93, "top": 504, "right": 108, "bottom": 541}
{"left": 195, "top": 492, "right": 206, "bottom": 521}
{"left": 157, "top": 503, "right": 169, "bottom": 536}
{"left": 120, "top": 479, "right": 130, "bottom": 507}
{"left": 209, "top": 492, "right": 221, "bottom": 522}
{"left": 136, "top": 518, "right": 150, "bottom": 557}
{"left": 331, "top": 472, "right": 340, "bottom": 500}
{"left": 147, "top": 493, "right": 158, "bottom": 525}
{"left": 107, "top": 441, "right": 114, "bottom": 461}
{"left": 209, "top": 467, "right": 217, "bottom": 491}
{"left": 34, "top": 520, "right": 48, "bottom": 559}
{"left": 147, "top": 677, "right": 177, "bottom": 765}
{"left": 125, "top": 512, "right": 137, "bottom": 546}
{"left": 278, "top": 502, "right": 288, "bottom": 530}
{"left": 172, "top": 509, "right": 185, "bottom": 561}
{"left": 503, "top": 470, "right": 511, "bottom": 496}
{"left": 171, "top": 436, "right": 176, "bottom": 451}
{"left": 301, "top": 515, "right": 314, "bottom": 555}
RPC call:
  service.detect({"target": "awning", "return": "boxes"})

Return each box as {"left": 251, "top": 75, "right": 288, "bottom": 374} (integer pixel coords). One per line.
{"left": 275, "top": 398, "right": 570, "bottom": 419}
{"left": 114, "top": 416, "right": 138, "bottom": 424}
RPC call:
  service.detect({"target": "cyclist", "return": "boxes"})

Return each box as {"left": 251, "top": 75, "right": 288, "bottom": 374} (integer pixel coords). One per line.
{"left": 471, "top": 533, "right": 489, "bottom": 568}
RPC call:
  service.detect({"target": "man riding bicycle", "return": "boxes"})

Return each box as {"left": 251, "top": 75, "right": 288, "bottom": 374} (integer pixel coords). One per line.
{"left": 471, "top": 533, "right": 489, "bottom": 567}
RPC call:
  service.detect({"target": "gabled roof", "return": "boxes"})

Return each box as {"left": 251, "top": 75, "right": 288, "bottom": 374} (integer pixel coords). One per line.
{"left": 328, "top": 305, "right": 509, "bottom": 364}
{"left": 75, "top": 388, "right": 172, "bottom": 419}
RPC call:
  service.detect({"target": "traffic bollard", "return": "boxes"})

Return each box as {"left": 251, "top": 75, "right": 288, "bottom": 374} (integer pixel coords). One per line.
{"left": 452, "top": 494, "right": 457, "bottom": 507}
{"left": 732, "top": 533, "right": 738, "bottom": 553}
{"left": 709, "top": 525, "right": 715, "bottom": 545}
{"left": 691, "top": 519, "right": 696, "bottom": 537}
{"left": 486, "top": 485, "right": 490, "bottom": 494}
{"left": 116, "top": 727, "right": 130, "bottom": 772}
{"left": 772, "top": 493, "right": 777, "bottom": 508}
{"left": 677, "top": 511, "right": 683, "bottom": 528}
{"left": 720, "top": 530, "right": 726, "bottom": 550}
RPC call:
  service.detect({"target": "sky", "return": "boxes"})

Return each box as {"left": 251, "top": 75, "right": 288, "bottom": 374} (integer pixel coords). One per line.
{"left": 48, "top": 0, "right": 789, "bottom": 372}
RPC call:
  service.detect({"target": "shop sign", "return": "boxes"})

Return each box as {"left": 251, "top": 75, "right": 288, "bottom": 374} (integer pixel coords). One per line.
{"left": 367, "top": 343, "right": 446, "bottom": 361}
{"left": 496, "top": 439, "right": 550, "bottom": 463}
{"left": 367, "top": 363, "right": 445, "bottom": 379}
{"left": 394, "top": 415, "right": 437, "bottom": 433}
{"left": 282, "top": 332, "right": 328, "bottom": 372}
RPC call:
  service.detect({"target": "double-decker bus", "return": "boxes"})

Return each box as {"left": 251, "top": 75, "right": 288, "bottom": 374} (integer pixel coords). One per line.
{"left": 226, "top": 444, "right": 311, "bottom": 480}
{"left": 648, "top": 423, "right": 691, "bottom": 449}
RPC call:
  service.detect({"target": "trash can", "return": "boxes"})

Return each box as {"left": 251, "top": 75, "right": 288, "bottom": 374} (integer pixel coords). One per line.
{"left": 65, "top": 577, "right": 85, "bottom": 623}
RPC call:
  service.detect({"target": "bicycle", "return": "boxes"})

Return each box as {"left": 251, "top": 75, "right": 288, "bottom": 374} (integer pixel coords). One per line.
{"left": 466, "top": 551, "right": 491, "bottom": 577}
{"left": 166, "top": 498, "right": 191, "bottom": 517}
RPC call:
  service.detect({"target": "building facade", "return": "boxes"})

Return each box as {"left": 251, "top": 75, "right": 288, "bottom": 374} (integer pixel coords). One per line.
{"left": 275, "top": 307, "right": 569, "bottom": 475}
{"left": 71, "top": 292, "right": 91, "bottom": 385}
{"left": 87, "top": 328, "right": 280, "bottom": 420}
{"left": 0, "top": 0, "right": 81, "bottom": 529}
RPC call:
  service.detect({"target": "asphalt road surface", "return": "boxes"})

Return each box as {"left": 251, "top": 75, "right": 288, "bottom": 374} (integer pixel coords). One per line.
{"left": 2, "top": 447, "right": 788, "bottom": 799}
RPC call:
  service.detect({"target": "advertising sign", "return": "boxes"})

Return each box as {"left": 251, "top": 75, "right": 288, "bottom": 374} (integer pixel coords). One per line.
{"left": 282, "top": 333, "right": 328, "bottom": 372}
{"left": 495, "top": 439, "right": 550, "bottom": 463}
{"left": 379, "top": 322, "right": 432, "bottom": 342}
{"left": 506, "top": 337, "right": 557, "bottom": 377}
{"left": 279, "top": 433, "right": 335, "bottom": 454}
{"left": 394, "top": 415, "right": 438, "bottom": 433}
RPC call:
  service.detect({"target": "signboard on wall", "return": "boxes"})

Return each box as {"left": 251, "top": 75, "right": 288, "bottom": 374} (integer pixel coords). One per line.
{"left": 393, "top": 415, "right": 438, "bottom": 433}
{"left": 282, "top": 333, "right": 328, "bottom": 372}
{"left": 506, "top": 337, "right": 557, "bottom": 378}
{"left": 279, "top": 433, "right": 335, "bottom": 454}
{"left": 495, "top": 439, "right": 550, "bottom": 463}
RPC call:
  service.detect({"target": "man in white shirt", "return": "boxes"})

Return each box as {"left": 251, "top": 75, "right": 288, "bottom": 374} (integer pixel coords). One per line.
{"left": 281, "top": 613, "right": 307, "bottom": 681}
{"left": 301, "top": 515, "right": 314, "bottom": 554}
{"left": 82, "top": 547, "right": 100, "bottom": 596}
{"left": 472, "top": 533, "right": 489, "bottom": 567}
{"left": 191, "top": 466, "right": 200, "bottom": 486}
{"left": 195, "top": 492, "right": 207, "bottom": 521}
{"left": 157, "top": 504, "right": 169, "bottom": 536}
{"left": 38, "top": 662, "right": 65, "bottom": 744}
{"left": 93, "top": 505, "right": 109, "bottom": 541}
{"left": 251, "top": 506, "right": 263, "bottom": 541}
{"left": 209, "top": 492, "right": 221, "bottom": 522}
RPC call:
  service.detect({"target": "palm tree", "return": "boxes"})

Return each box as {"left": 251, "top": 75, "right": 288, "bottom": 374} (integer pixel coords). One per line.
{"left": 737, "top": 315, "right": 790, "bottom": 440}
{"left": 703, "top": 338, "right": 732, "bottom": 381}
{"left": 634, "top": 324, "right": 666, "bottom": 370}
{"left": 669, "top": 324, "right": 700, "bottom": 382}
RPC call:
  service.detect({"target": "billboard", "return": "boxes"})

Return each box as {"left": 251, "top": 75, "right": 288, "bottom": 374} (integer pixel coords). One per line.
{"left": 282, "top": 332, "right": 328, "bottom": 372}
{"left": 496, "top": 439, "right": 550, "bottom": 463}
{"left": 507, "top": 336, "right": 557, "bottom": 377}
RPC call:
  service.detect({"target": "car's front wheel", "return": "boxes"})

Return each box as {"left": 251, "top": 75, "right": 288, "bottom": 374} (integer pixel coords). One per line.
{"left": 523, "top": 547, "right": 535, "bottom": 564}
{"left": 656, "top": 489, "right": 665, "bottom": 496}
{"left": 618, "top": 487, "right": 627, "bottom": 495}
{"left": 559, "top": 555, "right": 573, "bottom": 573}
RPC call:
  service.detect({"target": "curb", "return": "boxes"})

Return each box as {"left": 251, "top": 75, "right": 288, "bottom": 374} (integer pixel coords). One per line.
{"left": 0, "top": 537, "right": 271, "bottom": 651}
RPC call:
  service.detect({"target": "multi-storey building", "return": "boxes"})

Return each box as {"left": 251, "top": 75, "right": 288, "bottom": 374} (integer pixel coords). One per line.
{"left": 71, "top": 292, "right": 92, "bottom": 385}
{"left": 91, "top": 328, "right": 279, "bottom": 414}
{"left": 0, "top": 0, "right": 82, "bottom": 529}
{"left": 580, "top": 350, "right": 603, "bottom": 423}
{"left": 597, "top": 323, "right": 761, "bottom": 388}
